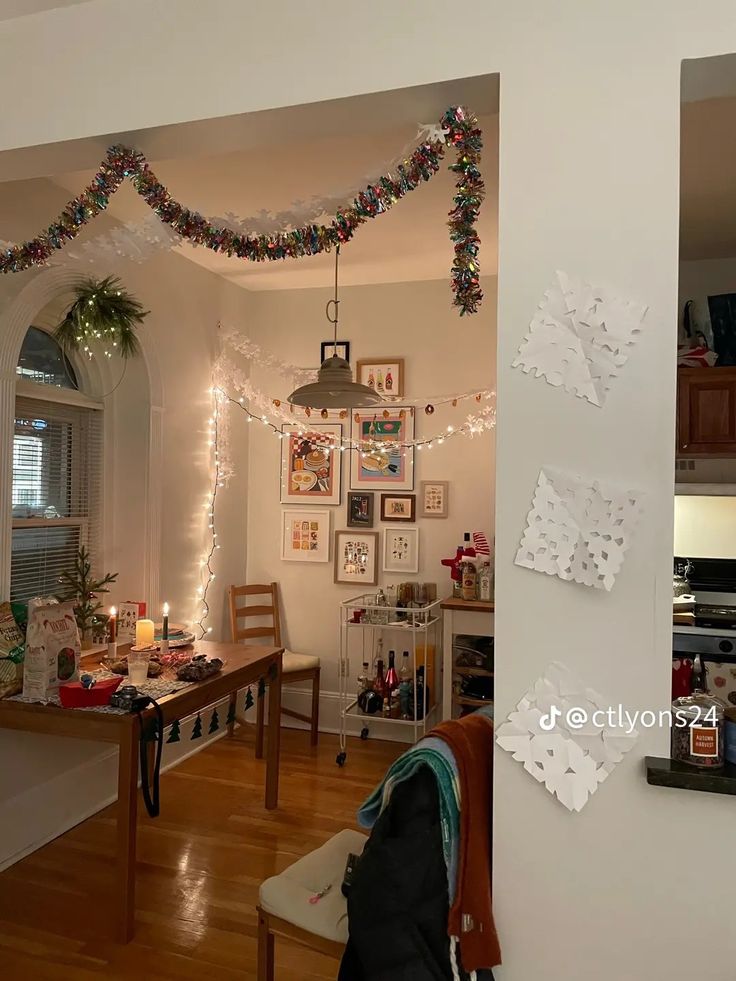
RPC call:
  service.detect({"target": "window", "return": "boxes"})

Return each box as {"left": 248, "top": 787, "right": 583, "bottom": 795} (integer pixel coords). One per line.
{"left": 11, "top": 331, "right": 102, "bottom": 603}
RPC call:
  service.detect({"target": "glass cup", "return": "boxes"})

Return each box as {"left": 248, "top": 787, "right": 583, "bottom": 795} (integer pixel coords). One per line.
{"left": 128, "top": 649, "right": 151, "bottom": 686}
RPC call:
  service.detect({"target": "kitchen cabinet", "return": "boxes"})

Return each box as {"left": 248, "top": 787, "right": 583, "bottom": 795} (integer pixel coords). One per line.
{"left": 678, "top": 367, "right": 736, "bottom": 456}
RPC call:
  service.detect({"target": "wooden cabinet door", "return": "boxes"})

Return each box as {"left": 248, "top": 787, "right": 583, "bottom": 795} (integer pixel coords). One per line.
{"left": 678, "top": 367, "right": 736, "bottom": 455}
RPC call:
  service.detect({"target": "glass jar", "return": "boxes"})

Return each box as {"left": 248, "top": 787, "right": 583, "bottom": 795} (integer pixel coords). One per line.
{"left": 671, "top": 689, "right": 726, "bottom": 768}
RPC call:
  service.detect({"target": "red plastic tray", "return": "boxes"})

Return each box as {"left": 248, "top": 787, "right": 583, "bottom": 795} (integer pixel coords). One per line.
{"left": 59, "top": 676, "right": 123, "bottom": 708}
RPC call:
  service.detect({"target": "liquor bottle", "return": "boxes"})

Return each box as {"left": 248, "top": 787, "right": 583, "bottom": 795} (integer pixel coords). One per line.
{"left": 374, "top": 588, "right": 389, "bottom": 625}
{"left": 374, "top": 658, "right": 388, "bottom": 699}
{"left": 411, "top": 665, "right": 429, "bottom": 721}
{"left": 478, "top": 562, "right": 493, "bottom": 602}
{"left": 385, "top": 651, "right": 399, "bottom": 705}
{"left": 399, "top": 651, "right": 412, "bottom": 719}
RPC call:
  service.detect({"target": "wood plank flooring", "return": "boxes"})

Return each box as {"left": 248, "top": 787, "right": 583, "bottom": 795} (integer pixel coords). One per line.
{"left": 0, "top": 729, "right": 400, "bottom": 980}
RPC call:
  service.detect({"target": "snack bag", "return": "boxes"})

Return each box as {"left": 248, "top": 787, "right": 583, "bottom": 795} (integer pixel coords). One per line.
{"left": 0, "top": 601, "right": 25, "bottom": 698}
{"left": 23, "top": 601, "right": 81, "bottom": 702}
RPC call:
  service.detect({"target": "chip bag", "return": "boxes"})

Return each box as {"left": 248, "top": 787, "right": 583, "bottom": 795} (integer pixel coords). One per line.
{"left": 0, "top": 601, "right": 25, "bottom": 698}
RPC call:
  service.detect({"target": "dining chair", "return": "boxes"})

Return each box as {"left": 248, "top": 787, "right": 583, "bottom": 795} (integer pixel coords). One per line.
{"left": 228, "top": 582, "right": 320, "bottom": 756}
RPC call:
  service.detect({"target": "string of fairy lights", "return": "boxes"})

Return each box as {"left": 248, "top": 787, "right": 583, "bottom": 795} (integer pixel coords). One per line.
{"left": 191, "top": 382, "right": 495, "bottom": 634}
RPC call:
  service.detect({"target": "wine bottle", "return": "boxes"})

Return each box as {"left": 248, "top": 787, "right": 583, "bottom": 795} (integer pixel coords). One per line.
{"left": 399, "top": 651, "right": 411, "bottom": 719}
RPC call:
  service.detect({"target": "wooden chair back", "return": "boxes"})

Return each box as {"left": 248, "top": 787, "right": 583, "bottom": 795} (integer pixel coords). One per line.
{"left": 229, "top": 582, "right": 282, "bottom": 647}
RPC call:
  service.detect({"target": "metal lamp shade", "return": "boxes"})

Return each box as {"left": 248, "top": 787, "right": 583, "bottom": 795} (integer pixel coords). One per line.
{"left": 288, "top": 355, "right": 383, "bottom": 408}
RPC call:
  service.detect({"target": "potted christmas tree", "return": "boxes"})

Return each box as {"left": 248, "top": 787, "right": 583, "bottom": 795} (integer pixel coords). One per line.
{"left": 56, "top": 547, "right": 118, "bottom": 649}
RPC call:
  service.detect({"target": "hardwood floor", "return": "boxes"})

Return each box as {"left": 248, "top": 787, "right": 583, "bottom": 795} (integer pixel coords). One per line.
{"left": 0, "top": 729, "right": 400, "bottom": 980}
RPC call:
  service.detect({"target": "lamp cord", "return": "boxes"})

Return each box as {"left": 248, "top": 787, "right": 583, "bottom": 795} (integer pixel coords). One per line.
{"left": 325, "top": 245, "right": 340, "bottom": 347}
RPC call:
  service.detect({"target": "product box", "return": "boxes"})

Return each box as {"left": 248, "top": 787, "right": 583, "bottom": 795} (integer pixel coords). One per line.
{"left": 118, "top": 601, "right": 147, "bottom": 643}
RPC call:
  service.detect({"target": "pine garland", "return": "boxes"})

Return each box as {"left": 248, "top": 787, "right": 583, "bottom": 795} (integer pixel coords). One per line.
{"left": 54, "top": 275, "right": 148, "bottom": 360}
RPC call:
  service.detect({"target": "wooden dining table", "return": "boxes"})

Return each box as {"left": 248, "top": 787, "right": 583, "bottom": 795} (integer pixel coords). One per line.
{"left": 0, "top": 640, "right": 283, "bottom": 943}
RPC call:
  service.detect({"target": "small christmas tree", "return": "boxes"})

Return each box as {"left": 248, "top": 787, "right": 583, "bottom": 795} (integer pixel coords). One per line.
{"left": 244, "top": 686, "right": 254, "bottom": 712}
{"left": 55, "top": 546, "right": 118, "bottom": 641}
{"left": 191, "top": 713, "right": 203, "bottom": 740}
{"left": 208, "top": 708, "right": 220, "bottom": 734}
{"left": 166, "top": 720, "right": 181, "bottom": 743}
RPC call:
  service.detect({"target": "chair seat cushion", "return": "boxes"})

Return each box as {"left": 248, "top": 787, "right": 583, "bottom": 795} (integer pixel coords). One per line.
{"left": 259, "top": 828, "right": 367, "bottom": 943}
{"left": 283, "top": 650, "right": 320, "bottom": 673}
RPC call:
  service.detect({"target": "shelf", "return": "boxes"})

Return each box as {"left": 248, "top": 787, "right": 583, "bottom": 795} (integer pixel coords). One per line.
{"left": 346, "top": 617, "right": 440, "bottom": 629}
{"left": 441, "top": 596, "right": 494, "bottom": 613}
{"left": 645, "top": 756, "right": 736, "bottom": 796}
{"left": 343, "top": 701, "right": 438, "bottom": 725}
{"left": 453, "top": 694, "right": 494, "bottom": 708}
{"left": 453, "top": 666, "right": 493, "bottom": 678}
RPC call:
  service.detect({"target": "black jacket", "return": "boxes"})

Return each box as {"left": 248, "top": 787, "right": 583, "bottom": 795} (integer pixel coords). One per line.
{"left": 338, "top": 767, "right": 494, "bottom": 981}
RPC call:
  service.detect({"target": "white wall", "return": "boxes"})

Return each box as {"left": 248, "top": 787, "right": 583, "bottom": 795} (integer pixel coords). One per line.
{"left": 243, "top": 276, "right": 496, "bottom": 701}
{"left": 2, "top": 3, "right": 736, "bottom": 978}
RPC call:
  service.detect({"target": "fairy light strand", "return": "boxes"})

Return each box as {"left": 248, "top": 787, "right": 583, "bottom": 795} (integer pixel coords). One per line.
{"left": 194, "top": 391, "right": 223, "bottom": 638}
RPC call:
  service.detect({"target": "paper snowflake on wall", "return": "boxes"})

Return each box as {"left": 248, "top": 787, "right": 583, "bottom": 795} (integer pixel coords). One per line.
{"left": 515, "top": 467, "right": 644, "bottom": 591}
{"left": 495, "top": 662, "right": 638, "bottom": 812}
{"left": 512, "top": 271, "right": 648, "bottom": 406}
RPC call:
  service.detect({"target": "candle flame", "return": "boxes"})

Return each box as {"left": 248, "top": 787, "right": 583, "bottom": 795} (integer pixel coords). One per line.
{"left": 110, "top": 606, "right": 116, "bottom": 616}
{"left": 163, "top": 602, "right": 169, "bottom": 615}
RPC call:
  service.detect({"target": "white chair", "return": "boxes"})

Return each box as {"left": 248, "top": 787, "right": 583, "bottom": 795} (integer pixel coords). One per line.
{"left": 257, "top": 828, "right": 367, "bottom": 980}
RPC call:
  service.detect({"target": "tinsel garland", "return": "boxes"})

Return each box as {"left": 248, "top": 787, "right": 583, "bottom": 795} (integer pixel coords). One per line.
{"left": 0, "top": 107, "right": 484, "bottom": 314}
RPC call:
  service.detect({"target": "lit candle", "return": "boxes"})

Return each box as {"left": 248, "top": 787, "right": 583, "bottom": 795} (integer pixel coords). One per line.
{"left": 161, "top": 602, "right": 170, "bottom": 656}
{"left": 107, "top": 606, "right": 117, "bottom": 660}
{"left": 135, "top": 618, "right": 155, "bottom": 647}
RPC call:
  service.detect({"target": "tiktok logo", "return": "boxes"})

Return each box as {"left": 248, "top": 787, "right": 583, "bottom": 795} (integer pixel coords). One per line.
{"left": 539, "top": 705, "right": 562, "bottom": 731}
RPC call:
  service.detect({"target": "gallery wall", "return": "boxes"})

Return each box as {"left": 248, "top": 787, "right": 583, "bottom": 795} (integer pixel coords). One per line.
{"left": 243, "top": 276, "right": 496, "bottom": 714}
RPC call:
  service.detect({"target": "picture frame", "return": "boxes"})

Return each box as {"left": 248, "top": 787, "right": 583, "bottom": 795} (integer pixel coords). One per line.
{"left": 350, "top": 407, "right": 415, "bottom": 492}
{"left": 380, "top": 493, "right": 416, "bottom": 522}
{"left": 334, "top": 530, "right": 379, "bottom": 585}
{"left": 420, "top": 480, "right": 449, "bottom": 518}
{"left": 281, "top": 510, "right": 331, "bottom": 562}
{"left": 347, "top": 491, "right": 374, "bottom": 528}
{"left": 356, "top": 358, "right": 404, "bottom": 397}
{"left": 280, "top": 423, "right": 342, "bottom": 505}
{"left": 321, "top": 340, "right": 351, "bottom": 363}
{"left": 383, "top": 527, "right": 419, "bottom": 574}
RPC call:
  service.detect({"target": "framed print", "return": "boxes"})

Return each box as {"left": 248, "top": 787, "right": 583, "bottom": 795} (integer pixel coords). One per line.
{"left": 383, "top": 527, "right": 419, "bottom": 574}
{"left": 281, "top": 510, "right": 330, "bottom": 562}
{"left": 356, "top": 358, "right": 404, "bottom": 397}
{"left": 334, "top": 530, "right": 379, "bottom": 585}
{"left": 380, "top": 493, "right": 416, "bottom": 522}
{"left": 321, "top": 340, "right": 350, "bottom": 363}
{"left": 350, "top": 408, "right": 414, "bottom": 491}
{"left": 420, "top": 480, "right": 449, "bottom": 518}
{"left": 280, "top": 423, "right": 342, "bottom": 505}
{"left": 347, "top": 491, "right": 374, "bottom": 528}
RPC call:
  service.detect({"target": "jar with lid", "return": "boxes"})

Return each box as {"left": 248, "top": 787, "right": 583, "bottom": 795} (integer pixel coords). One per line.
{"left": 671, "top": 686, "right": 726, "bottom": 768}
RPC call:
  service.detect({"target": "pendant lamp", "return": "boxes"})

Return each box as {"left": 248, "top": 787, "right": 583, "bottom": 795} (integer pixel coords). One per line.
{"left": 288, "top": 246, "right": 383, "bottom": 409}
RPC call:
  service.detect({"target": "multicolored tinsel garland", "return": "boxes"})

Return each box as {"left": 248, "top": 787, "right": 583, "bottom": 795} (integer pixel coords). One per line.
{"left": 0, "top": 107, "right": 485, "bottom": 314}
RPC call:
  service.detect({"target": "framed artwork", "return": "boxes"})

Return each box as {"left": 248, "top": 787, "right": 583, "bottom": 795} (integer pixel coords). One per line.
{"left": 280, "top": 423, "right": 342, "bottom": 505}
{"left": 321, "top": 340, "right": 351, "bottom": 363}
{"left": 347, "top": 491, "right": 374, "bottom": 528}
{"left": 383, "top": 527, "right": 419, "bottom": 574}
{"left": 356, "top": 358, "right": 404, "bottom": 397}
{"left": 350, "top": 408, "right": 415, "bottom": 491}
{"left": 381, "top": 493, "right": 416, "bottom": 522}
{"left": 420, "top": 480, "right": 449, "bottom": 518}
{"left": 334, "top": 530, "right": 379, "bottom": 585}
{"left": 281, "top": 510, "right": 330, "bottom": 562}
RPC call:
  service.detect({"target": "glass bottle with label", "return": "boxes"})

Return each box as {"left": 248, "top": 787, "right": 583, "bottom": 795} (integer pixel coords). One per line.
{"left": 672, "top": 660, "right": 725, "bottom": 768}
{"left": 383, "top": 651, "right": 399, "bottom": 717}
{"left": 478, "top": 562, "right": 493, "bottom": 602}
{"left": 399, "top": 651, "right": 412, "bottom": 719}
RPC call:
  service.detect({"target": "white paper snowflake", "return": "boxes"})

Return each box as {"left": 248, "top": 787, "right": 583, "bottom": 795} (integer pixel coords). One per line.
{"left": 512, "top": 270, "right": 648, "bottom": 407}
{"left": 515, "top": 466, "right": 644, "bottom": 592}
{"left": 495, "top": 662, "right": 638, "bottom": 812}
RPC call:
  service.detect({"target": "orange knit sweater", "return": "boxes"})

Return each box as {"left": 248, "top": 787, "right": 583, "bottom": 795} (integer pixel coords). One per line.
{"left": 434, "top": 714, "right": 501, "bottom": 972}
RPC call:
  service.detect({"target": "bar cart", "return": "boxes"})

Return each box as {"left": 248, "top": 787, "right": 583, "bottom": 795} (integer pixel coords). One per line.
{"left": 337, "top": 593, "right": 443, "bottom": 766}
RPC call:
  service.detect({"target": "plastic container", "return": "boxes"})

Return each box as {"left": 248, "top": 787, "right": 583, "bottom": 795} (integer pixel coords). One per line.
{"left": 59, "top": 675, "right": 123, "bottom": 708}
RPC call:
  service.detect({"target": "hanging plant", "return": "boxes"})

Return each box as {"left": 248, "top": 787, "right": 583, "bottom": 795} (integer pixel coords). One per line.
{"left": 54, "top": 275, "right": 148, "bottom": 360}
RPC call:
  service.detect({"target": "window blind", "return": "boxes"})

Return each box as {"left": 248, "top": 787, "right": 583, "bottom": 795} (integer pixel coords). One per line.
{"left": 11, "top": 395, "right": 103, "bottom": 603}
